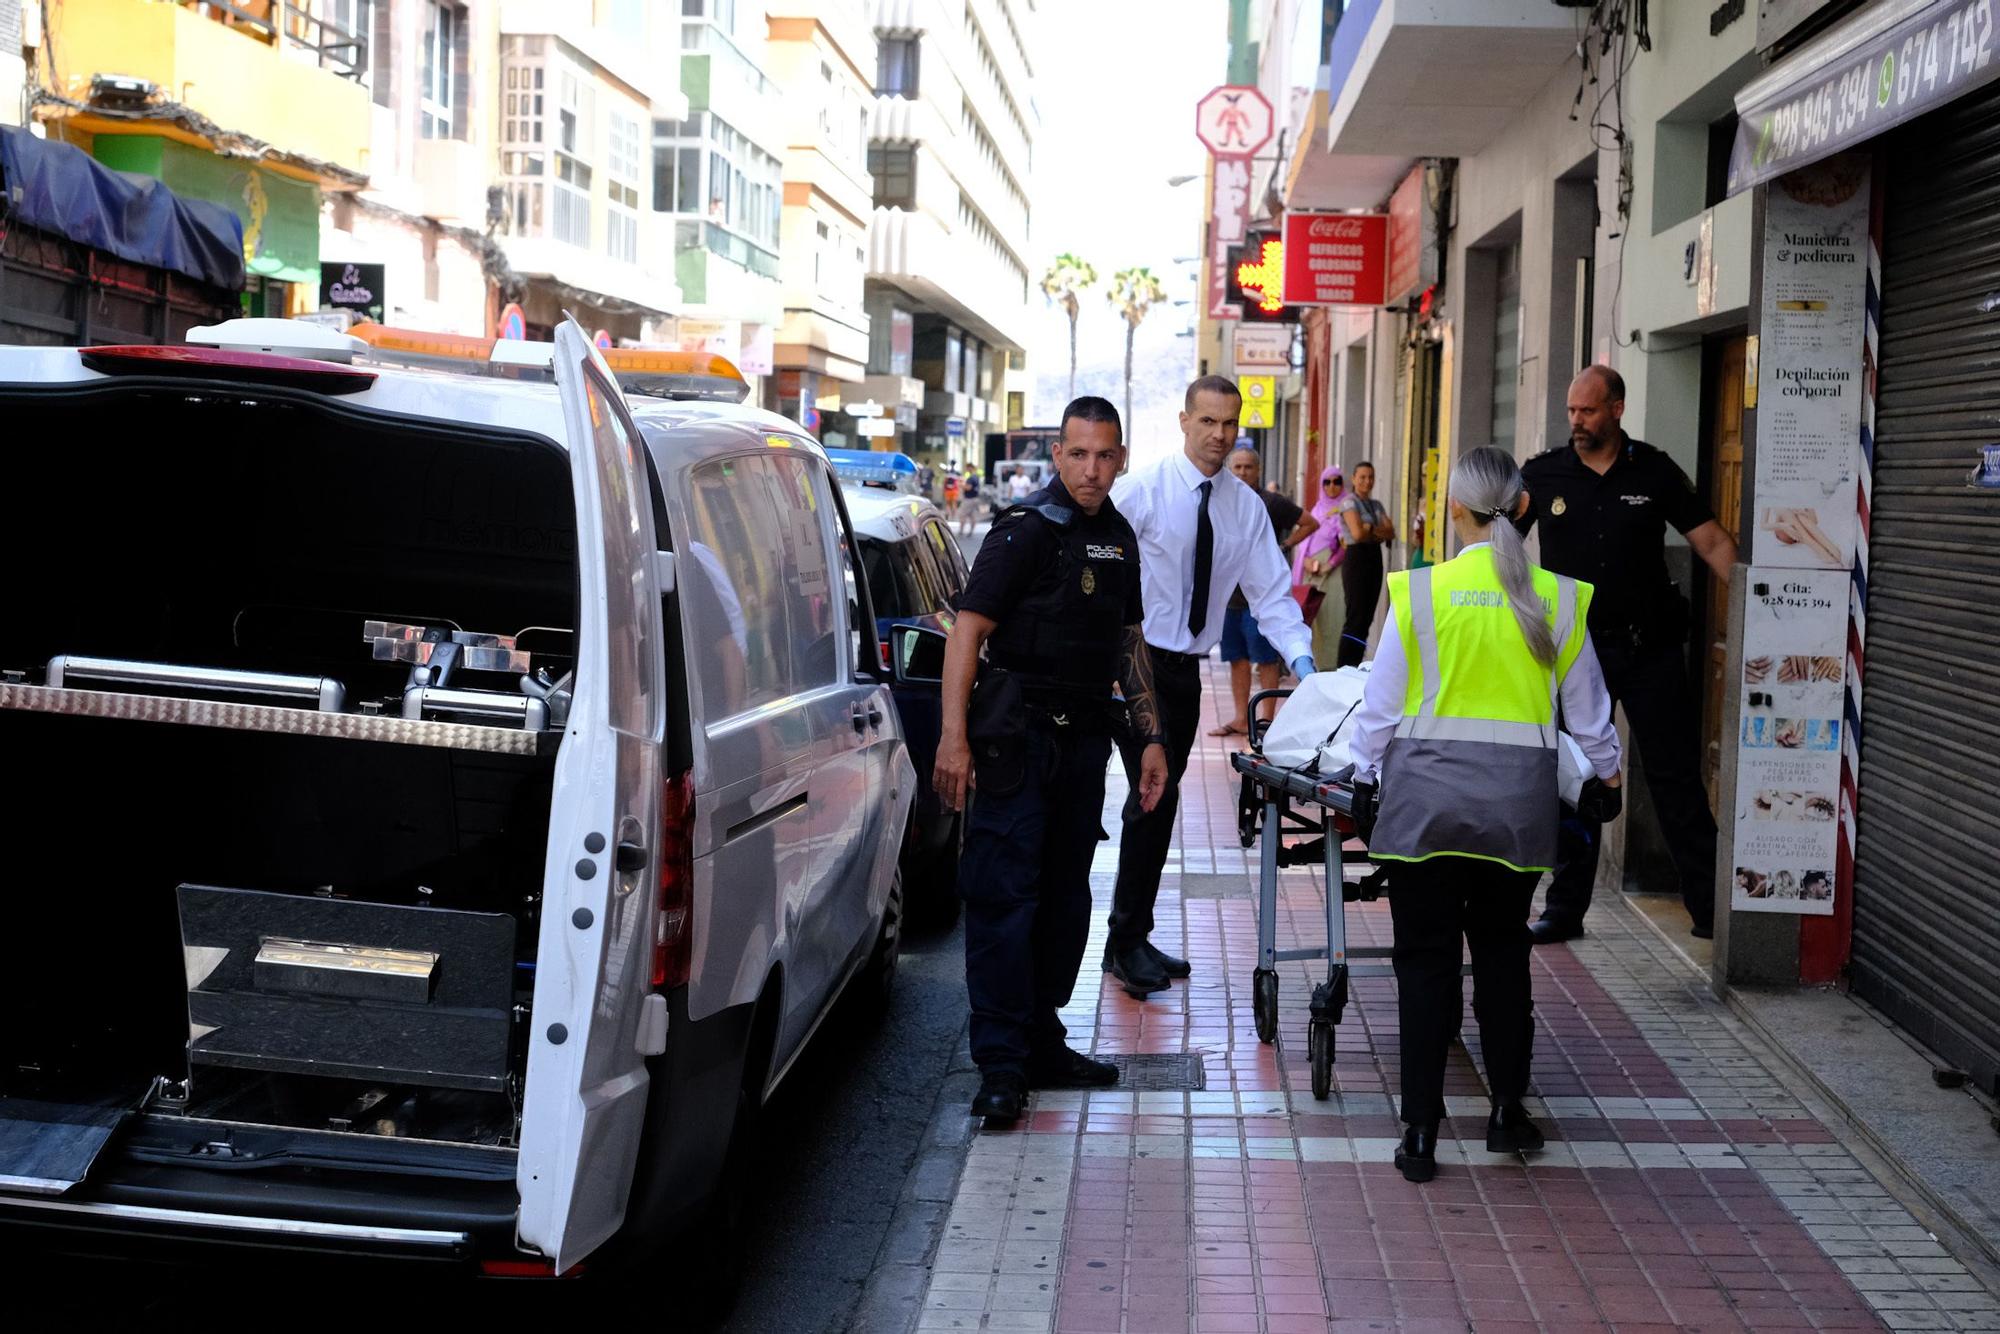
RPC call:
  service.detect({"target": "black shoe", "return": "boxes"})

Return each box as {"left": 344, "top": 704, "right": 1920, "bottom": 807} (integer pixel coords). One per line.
{"left": 1527, "top": 918, "right": 1584, "bottom": 945}
{"left": 1690, "top": 923, "right": 1714, "bottom": 940}
{"left": 1394, "top": 1124, "right": 1438, "bottom": 1183}
{"left": 1144, "top": 941, "right": 1192, "bottom": 979}
{"left": 1103, "top": 944, "right": 1169, "bottom": 998}
{"left": 970, "top": 1072, "right": 1027, "bottom": 1122}
{"left": 1485, "top": 1102, "right": 1546, "bottom": 1154}
{"left": 1027, "top": 1046, "right": 1119, "bottom": 1089}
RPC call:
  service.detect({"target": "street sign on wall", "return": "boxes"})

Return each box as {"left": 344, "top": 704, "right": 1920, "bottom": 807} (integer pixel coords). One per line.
{"left": 1231, "top": 325, "right": 1292, "bottom": 373}
{"left": 1282, "top": 213, "right": 1389, "bottom": 307}
{"left": 1195, "top": 84, "right": 1274, "bottom": 157}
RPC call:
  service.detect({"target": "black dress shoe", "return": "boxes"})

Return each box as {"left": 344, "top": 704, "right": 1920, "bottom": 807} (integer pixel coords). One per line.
{"left": 1690, "top": 923, "right": 1714, "bottom": 940}
{"left": 1028, "top": 1046, "right": 1120, "bottom": 1089}
{"left": 1144, "top": 941, "right": 1192, "bottom": 979}
{"left": 1527, "top": 918, "right": 1584, "bottom": 945}
{"left": 1394, "top": 1124, "right": 1438, "bottom": 1183}
{"left": 1103, "top": 944, "right": 1169, "bottom": 998}
{"left": 970, "top": 1072, "right": 1027, "bottom": 1122}
{"left": 1485, "top": 1102, "right": 1546, "bottom": 1154}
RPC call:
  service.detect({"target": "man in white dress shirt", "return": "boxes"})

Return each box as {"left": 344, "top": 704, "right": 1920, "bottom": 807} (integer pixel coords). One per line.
{"left": 1102, "top": 376, "right": 1318, "bottom": 996}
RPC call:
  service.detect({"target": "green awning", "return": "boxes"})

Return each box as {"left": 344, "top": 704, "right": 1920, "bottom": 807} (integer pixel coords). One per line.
{"left": 93, "top": 135, "right": 321, "bottom": 285}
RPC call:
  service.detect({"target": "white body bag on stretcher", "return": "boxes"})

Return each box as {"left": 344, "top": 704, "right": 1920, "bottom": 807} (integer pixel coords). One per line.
{"left": 1258, "top": 667, "right": 1591, "bottom": 808}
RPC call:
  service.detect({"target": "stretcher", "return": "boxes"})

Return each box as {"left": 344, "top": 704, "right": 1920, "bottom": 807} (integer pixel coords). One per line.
{"left": 1229, "top": 688, "right": 1392, "bottom": 1101}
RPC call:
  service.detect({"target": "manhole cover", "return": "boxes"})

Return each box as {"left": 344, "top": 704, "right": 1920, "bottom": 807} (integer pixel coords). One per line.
{"left": 1106, "top": 1053, "right": 1207, "bottom": 1090}
{"left": 1178, "top": 873, "right": 1251, "bottom": 899}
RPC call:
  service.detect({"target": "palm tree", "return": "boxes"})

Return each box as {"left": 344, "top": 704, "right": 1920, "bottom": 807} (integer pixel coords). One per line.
{"left": 1106, "top": 266, "right": 1168, "bottom": 434}
{"left": 1040, "top": 253, "right": 1097, "bottom": 401}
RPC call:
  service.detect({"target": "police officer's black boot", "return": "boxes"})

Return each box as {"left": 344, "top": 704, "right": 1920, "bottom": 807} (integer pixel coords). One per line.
{"left": 970, "top": 1071, "right": 1027, "bottom": 1123}
{"left": 1394, "top": 1123, "right": 1438, "bottom": 1183}
{"left": 1103, "top": 943, "right": 1168, "bottom": 998}
{"left": 1143, "top": 941, "right": 1192, "bottom": 979}
{"left": 1027, "top": 1046, "right": 1119, "bottom": 1089}
{"left": 1485, "top": 1101, "right": 1546, "bottom": 1154}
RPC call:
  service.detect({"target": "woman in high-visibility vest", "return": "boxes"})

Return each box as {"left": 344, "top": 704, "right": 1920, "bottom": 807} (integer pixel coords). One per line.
{"left": 1348, "top": 446, "right": 1625, "bottom": 1183}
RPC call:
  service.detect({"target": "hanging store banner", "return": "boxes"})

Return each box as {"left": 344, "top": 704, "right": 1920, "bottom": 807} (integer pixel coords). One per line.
{"left": 1727, "top": 0, "right": 2000, "bottom": 195}
{"left": 1281, "top": 213, "right": 1388, "bottom": 307}
{"left": 1750, "top": 153, "right": 1868, "bottom": 570}
{"left": 1732, "top": 568, "right": 1848, "bottom": 916}
{"left": 674, "top": 317, "right": 742, "bottom": 364}
{"left": 1205, "top": 160, "right": 1253, "bottom": 321}
{"left": 738, "top": 323, "right": 775, "bottom": 375}
{"left": 319, "top": 261, "right": 385, "bottom": 324}
{"left": 1384, "top": 165, "right": 1435, "bottom": 305}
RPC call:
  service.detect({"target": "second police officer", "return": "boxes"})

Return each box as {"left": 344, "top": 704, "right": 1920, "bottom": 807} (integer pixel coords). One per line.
{"left": 934, "top": 397, "right": 1170, "bottom": 1124}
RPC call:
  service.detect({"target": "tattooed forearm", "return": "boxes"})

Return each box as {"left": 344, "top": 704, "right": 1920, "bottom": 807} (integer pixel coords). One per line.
{"left": 1118, "top": 625, "right": 1164, "bottom": 742}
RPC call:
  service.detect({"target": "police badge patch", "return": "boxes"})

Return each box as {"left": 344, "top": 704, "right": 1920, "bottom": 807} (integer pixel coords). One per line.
{"left": 1551, "top": 497, "right": 1567, "bottom": 516}
{"left": 1081, "top": 566, "right": 1097, "bottom": 595}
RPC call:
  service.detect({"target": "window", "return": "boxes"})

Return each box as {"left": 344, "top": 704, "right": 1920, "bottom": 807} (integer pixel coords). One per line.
{"left": 608, "top": 111, "right": 642, "bottom": 263}
{"left": 924, "top": 522, "right": 966, "bottom": 594}
{"left": 766, "top": 457, "right": 842, "bottom": 688}
{"left": 581, "top": 371, "right": 659, "bottom": 737}
{"left": 685, "top": 455, "right": 791, "bottom": 716}
{"left": 877, "top": 37, "right": 920, "bottom": 96}
{"left": 554, "top": 66, "right": 594, "bottom": 248}
{"left": 421, "top": 1, "right": 462, "bottom": 140}
{"left": 869, "top": 145, "right": 916, "bottom": 211}
{"left": 653, "top": 112, "right": 782, "bottom": 254}
{"left": 323, "top": 0, "right": 375, "bottom": 88}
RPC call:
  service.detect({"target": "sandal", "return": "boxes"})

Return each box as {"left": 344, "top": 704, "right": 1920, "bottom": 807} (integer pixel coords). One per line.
{"left": 1208, "top": 721, "right": 1248, "bottom": 737}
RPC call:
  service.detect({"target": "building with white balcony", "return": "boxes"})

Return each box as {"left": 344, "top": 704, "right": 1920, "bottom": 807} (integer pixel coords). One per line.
{"left": 318, "top": 0, "right": 501, "bottom": 335}
{"left": 2, "top": 2, "right": 25, "bottom": 129}
{"left": 863, "top": 0, "right": 1039, "bottom": 466}
{"left": 649, "top": 0, "right": 789, "bottom": 400}
{"left": 493, "top": 0, "right": 686, "bottom": 342}
{"left": 764, "top": 0, "right": 877, "bottom": 440}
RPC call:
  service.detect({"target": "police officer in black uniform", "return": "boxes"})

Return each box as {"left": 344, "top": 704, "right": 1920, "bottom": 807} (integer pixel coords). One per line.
{"left": 1519, "top": 365, "right": 1739, "bottom": 941}
{"left": 935, "top": 397, "right": 1170, "bottom": 1123}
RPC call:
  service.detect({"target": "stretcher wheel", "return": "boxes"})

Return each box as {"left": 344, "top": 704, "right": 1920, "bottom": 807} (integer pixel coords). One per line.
{"left": 1252, "top": 967, "right": 1279, "bottom": 1044}
{"left": 1309, "top": 1019, "right": 1334, "bottom": 1101}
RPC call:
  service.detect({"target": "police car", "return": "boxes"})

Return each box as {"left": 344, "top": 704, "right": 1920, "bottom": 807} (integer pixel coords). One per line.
{"left": 831, "top": 462, "right": 965, "bottom": 921}
{"left": 0, "top": 317, "right": 917, "bottom": 1282}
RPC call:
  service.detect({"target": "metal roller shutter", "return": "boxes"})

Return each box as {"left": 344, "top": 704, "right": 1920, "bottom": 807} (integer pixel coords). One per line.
{"left": 1850, "top": 83, "right": 2000, "bottom": 1095}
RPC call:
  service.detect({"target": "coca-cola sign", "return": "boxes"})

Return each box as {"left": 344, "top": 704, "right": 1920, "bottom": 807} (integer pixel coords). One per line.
{"left": 1281, "top": 212, "right": 1388, "bottom": 308}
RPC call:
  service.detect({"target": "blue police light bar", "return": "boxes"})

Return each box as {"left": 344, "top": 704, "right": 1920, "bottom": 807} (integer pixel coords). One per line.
{"left": 827, "top": 448, "right": 919, "bottom": 493}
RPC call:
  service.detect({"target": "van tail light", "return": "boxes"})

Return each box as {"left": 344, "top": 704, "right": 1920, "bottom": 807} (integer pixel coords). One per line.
{"left": 879, "top": 638, "right": 893, "bottom": 671}
{"left": 78, "top": 344, "right": 377, "bottom": 394}
{"left": 480, "top": 1258, "right": 583, "bottom": 1278}
{"left": 651, "top": 771, "right": 696, "bottom": 990}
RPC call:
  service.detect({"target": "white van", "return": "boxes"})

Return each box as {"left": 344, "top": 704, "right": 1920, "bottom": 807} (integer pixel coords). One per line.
{"left": 0, "top": 319, "right": 915, "bottom": 1277}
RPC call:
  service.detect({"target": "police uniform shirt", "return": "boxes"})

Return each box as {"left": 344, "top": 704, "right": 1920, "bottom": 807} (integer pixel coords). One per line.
{"left": 957, "top": 478, "right": 1143, "bottom": 677}
{"left": 1518, "top": 436, "right": 1714, "bottom": 638}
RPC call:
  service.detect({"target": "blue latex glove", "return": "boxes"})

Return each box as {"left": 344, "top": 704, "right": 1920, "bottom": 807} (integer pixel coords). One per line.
{"left": 1290, "top": 655, "right": 1317, "bottom": 679}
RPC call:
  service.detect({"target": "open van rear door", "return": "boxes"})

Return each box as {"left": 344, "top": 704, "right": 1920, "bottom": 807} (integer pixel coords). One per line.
{"left": 515, "top": 320, "right": 665, "bottom": 1271}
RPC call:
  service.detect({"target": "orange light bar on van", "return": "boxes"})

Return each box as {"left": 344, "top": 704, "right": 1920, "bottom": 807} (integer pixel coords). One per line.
{"left": 348, "top": 323, "right": 497, "bottom": 362}
{"left": 599, "top": 347, "right": 746, "bottom": 386}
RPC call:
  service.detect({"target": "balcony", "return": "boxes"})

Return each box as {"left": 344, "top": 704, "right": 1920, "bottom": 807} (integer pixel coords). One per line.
{"left": 672, "top": 221, "right": 785, "bottom": 323}
{"left": 46, "top": 0, "right": 373, "bottom": 177}
{"left": 1324, "top": 0, "right": 1579, "bottom": 161}
{"left": 868, "top": 205, "right": 1030, "bottom": 350}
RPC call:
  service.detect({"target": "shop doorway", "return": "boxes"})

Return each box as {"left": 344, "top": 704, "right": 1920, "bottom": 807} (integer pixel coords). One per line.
{"left": 1698, "top": 332, "right": 1747, "bottom": 806}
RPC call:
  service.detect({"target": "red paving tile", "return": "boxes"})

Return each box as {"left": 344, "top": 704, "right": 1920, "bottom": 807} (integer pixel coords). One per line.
{"left": 1027, "top": 663, "right": 1907, "bottom": 1334}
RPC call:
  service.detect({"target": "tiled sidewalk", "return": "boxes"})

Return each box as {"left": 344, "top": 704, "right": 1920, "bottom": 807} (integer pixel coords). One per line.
{"left": 914, "top": 658, "right": 2000, "bottom": 1333}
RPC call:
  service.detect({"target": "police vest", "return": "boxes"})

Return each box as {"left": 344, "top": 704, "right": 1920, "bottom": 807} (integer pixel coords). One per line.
{"left": 983, "top": 488, "right": 1128, "bottom": 692}
{"left": 1368, "top": 548, "right": 1594, "bottom": 874}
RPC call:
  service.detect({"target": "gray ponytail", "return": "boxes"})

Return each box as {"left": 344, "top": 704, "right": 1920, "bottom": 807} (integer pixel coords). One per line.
{"left": 1450, "top": 446, "right": 1557, "bottom": 666}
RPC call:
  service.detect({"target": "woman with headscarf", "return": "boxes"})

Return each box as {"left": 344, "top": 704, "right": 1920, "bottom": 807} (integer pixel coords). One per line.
{"left": 1292, "top": 465, "right": 1348, "bottom": 669}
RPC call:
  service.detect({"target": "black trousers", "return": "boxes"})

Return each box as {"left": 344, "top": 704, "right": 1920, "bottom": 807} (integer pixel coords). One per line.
{"left": 959, "top": 726, "right": 1113, "bottom": 1076}
{"left": 1107, "top": 651, "right": 1204, "bottom": 952}
{"left": 1542, "top": 636, "right": 1717, "bottom": 931}
{"left": 1336, "top": 542, "right": 1384, "bottom": 669}
{"left": 1389, "top": 858, "right": 1539, "bottom": 1128}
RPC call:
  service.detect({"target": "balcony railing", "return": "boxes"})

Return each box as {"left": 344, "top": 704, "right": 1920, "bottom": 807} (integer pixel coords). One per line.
{"left": 181, "top": 2, "right": 367, "bottom": 81}
{"left": 675, "top": 219, "right": 781, "bottom": 281}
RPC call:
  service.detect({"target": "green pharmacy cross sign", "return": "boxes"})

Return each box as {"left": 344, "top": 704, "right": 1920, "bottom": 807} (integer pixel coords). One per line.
{"left": 1729, "top": 0, "right": 2000, "bottom": 195}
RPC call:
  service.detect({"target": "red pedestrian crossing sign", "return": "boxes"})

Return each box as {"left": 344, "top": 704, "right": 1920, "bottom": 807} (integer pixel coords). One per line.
{"left": 1195, "top": 85, "right": 1273, "bottom": 159}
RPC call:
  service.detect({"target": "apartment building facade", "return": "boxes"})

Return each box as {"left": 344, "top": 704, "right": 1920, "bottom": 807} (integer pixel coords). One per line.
{"left": 860, "top": 0, "right": 1039, "bottom": 467}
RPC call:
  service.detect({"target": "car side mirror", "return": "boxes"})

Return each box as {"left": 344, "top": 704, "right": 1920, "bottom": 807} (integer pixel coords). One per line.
{"left": 890, "top": 623, "right": 948, "bottom": 685}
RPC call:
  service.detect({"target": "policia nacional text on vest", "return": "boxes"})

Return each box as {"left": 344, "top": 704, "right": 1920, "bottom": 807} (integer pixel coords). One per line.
{"left": 1368, "top": 548, "right": 1593, "bottom": 872}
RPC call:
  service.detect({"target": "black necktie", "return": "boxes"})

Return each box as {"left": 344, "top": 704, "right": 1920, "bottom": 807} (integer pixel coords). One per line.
{"left": 1188, "top": 480, "right": 1214, "bottom": 637}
